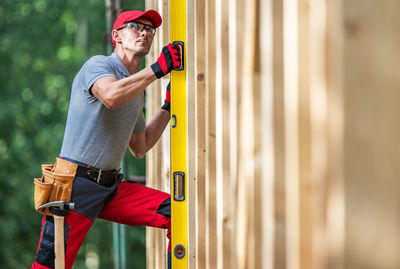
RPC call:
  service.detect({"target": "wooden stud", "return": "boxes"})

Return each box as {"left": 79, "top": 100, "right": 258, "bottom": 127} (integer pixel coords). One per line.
{"left": 259, "top": 0, "right": 275, "bottom": 268}
{"left": 309, "top": 1, "right": 330, "bottom": 268}
{"left": 194, "top": 0, "right": 207, "bottom": 268}
{"left": 297, "top": 0, "right": 313, "bottom": 268}
{"left": 145, "top": 1, "right": 158, "bottom": 267}
{"left": 270, "top": 0, "right": 288, "bottom": 267}
{"left": 235, "top": 0, "right": 258, "bottom": 267}
{"left": 205, "top": 0, "right": 218, "bottom": 267}
{"left": 187, "top": 0, "right": 197, "bottom": 267}
{"left": 282, "top": 0, "right": 300, "bottom": 268}
{"left": 215, "top": 0, "right": 232, "bottom": 267}
{"left": 326, "top": 0, "right": 345, "bottom": 268}
{"left": 343, "top": 0, "right": 400, "bottom": 268}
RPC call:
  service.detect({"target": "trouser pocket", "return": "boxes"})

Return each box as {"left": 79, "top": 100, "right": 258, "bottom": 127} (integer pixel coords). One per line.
{"left": 36, "top": 237, "right": 55, "bottom": 268}
{"left": 35, "top": 216, "right": 70, "bottom": 268}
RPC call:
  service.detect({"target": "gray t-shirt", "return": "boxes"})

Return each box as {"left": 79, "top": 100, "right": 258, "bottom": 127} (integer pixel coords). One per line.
{"left": 60, "top": 53, "right": 146, "bottom": 169}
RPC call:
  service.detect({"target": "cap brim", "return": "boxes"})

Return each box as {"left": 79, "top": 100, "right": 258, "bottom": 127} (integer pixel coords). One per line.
{"left": 139, "top": 10, "right": 162, "bottom": 28}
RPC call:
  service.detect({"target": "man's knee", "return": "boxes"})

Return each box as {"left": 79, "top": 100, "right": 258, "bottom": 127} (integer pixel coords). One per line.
{"left": 156, "top": 197, "right": 171, "bottom": 218}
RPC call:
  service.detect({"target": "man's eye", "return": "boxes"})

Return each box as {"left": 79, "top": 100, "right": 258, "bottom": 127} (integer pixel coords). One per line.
{"left": 127, "top": 23, "right": 137, "bottom": 29}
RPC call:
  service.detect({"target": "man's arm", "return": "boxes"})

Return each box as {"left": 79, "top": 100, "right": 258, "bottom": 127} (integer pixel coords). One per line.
{"left": 91, "top": 66, "right": 156, "bottom": 109}
{"left": 129, "top": 109, "right": 170, "bottom": 159}
{"left": 92, "top": 43, "right": 182, "bottom": 110}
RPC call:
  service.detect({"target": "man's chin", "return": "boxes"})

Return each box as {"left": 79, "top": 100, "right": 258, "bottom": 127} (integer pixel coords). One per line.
{"left": 135, "top": 47, "right": 150, "bottom": 57}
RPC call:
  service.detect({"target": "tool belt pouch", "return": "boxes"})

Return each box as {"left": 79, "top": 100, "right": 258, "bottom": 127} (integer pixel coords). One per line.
{"left": 33, "top": 158, "right": 77, "bottom": 216}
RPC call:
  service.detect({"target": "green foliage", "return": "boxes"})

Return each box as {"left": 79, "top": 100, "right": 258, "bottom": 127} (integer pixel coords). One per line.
{"left": 0, "top": 0, "right": 147, "bottom": 268}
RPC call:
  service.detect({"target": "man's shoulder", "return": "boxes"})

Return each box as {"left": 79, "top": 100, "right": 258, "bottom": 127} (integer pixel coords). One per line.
{"left": 77, "top": 54, "right": 116, "bottom": 77}
{"left": 73, "top": 54, "right": 116, "bottom": 89}
{"left": 85, "top": 54, "right": 113, "bottom": 66}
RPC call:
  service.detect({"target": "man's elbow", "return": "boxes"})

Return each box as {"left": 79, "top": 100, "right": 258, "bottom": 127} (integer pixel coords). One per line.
{"left": 101, "top": 88, "right": 123, "bottom": 109}
{"left": 131, "top": 149, "right": 146, "bottom": 159}
{"left": 134, "top": 152, "right": 146, "bottom": 159}
{"left": 102, "top": 95, "right": 119, "bottom": 109}
{"left": 92, "top": 84, "right": 121, "bottom": 109}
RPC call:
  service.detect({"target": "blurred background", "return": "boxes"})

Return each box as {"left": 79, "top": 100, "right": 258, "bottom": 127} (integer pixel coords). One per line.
{"left": 0, "top": 0, "right": 148, "bottom": 268}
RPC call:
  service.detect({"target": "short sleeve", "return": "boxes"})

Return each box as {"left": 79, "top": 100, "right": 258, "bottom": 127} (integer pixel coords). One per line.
{"left": 133, "top": 109, "right": 147, "bottom": 133}
{"left": 80, "top": 55, "right": 116, "bottom": 93}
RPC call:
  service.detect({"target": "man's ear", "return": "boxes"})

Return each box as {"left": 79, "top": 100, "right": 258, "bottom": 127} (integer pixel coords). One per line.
{"left": 112, "top": 30, "right": 121, "bottom": 45}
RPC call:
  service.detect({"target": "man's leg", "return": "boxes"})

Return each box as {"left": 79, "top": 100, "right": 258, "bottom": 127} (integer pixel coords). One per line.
{"left": 31, "top": 211, "right": 93, "bottom": 269}
{"left": 97, "top": 181, "right": 171, "bottom": 257}
{"left": 32, "top": 176, "right": 119, "bottom": 269}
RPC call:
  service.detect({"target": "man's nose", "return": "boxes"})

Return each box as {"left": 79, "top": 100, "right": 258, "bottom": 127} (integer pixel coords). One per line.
{"left": 140, "top": 30, "right": 148, "bottom": 37}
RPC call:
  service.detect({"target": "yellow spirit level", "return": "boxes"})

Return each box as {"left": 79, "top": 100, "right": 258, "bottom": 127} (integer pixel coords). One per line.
{"left": 170, "top": 0, "right": 187, "bottom": 268}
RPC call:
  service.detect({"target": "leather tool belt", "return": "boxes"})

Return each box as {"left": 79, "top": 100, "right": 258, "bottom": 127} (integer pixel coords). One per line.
{"left": 75, "top": 165, "right": 122, "bottom": 187}
{"left": 33, "top": 158, "right": 123, "bottom": 216}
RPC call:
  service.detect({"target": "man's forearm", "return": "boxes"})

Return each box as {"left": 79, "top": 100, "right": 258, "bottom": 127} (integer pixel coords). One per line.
{"left": 144, "top": 109, "right": 170, "bottom": 152}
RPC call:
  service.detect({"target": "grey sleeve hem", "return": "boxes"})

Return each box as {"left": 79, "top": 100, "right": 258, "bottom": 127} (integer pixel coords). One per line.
{"left": 86, "top": 73, "right": 116, "bottom": 95}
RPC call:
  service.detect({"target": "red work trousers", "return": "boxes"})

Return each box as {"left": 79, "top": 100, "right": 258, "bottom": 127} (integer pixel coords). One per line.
{"left": 31, "top": 177, "right": 171, "bottom": 269}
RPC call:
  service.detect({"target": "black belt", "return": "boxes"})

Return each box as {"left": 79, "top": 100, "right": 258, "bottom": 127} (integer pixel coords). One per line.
{"left": 76, "top": 165, "right": 123, "bottom": 187}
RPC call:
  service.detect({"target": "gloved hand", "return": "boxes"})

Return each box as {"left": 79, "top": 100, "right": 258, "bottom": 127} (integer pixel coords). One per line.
{"left": 161, "top": 82, "right": 171, "bottom": 112}
{"left": 151, "top": 43, "right": 182, "bottom": 79}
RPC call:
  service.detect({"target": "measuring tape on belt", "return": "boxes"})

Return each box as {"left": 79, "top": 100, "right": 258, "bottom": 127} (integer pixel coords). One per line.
{"left": 170, "top": 0, "right": 187, "bottom": 267}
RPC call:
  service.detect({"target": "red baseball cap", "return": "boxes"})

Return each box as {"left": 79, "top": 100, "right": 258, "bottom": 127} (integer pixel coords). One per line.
{"left": 113, "top": 10, "right": 162, "bottom": 30}
{"left": 112, "top": 10, "right": 162, "bottom": 46}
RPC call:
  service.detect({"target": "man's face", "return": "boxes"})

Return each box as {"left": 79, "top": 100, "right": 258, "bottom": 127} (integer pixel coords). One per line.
{"left": 118, "top": 18, "right": 154, "bottom": 56}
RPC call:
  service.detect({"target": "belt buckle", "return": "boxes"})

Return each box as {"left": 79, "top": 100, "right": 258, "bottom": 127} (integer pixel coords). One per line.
{"left": 96, "top": 169, "right": 103, "bottom": 184}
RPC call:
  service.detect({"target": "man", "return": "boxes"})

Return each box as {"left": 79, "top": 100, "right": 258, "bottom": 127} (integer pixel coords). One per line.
{"left": 32, "top": 9, "right": 180, "bottom": 269}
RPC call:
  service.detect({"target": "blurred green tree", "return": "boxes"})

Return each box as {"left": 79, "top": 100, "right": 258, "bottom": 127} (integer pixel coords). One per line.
{"left": 0, "top": 0, "right": 148, "bottom": 268}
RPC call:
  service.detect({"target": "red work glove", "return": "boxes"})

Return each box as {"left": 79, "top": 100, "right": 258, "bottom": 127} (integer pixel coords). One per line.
{"left": 151, "top": 43, "right": 182, "bottom": 79}
{"left": 161, "top": 82, "right": 171, "bottom": 112}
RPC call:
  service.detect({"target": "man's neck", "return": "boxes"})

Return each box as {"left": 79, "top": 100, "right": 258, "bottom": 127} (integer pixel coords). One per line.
{"left": 114, "top": 48, "right": 143, "bottom": 75}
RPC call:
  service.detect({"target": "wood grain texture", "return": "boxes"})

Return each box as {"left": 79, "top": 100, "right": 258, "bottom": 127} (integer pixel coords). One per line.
{"left": 144, "top": 1, "right": 400, "bottom": 269}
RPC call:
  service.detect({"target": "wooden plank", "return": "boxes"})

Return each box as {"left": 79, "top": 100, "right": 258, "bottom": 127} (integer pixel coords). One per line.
{"left": 215, "top": 0, "right": 232, "bottom": 267}
{"left": 297, "top": 0, "right": 313, "bottom": 268}
{"left": 251, "top": 1, "right": 263, "bottom": 267}
{"left": 309, "top": 1, "right": 330, "bottom": 268}
{"left": 326, "top": 0, "right": 345, "bottom": 268}
{"left": 205, "top": 0, "right": 218, "bottom": 267}
{"left": 228, "top": 0, "right": 239, "bottom": 268}
{"left": 282, "top": 0, "right": 300, "bottom": 269}
{"left": 342, "top": 1, "right": 400, "bottom": 268}
{"left": 259, "top": 0, "right": 275, "bottom": 268}
{"left": 145, "top": 1, "right": 157, "bottom": 267}
{"left": 245, "top": 0, "right": 259, "bottom": 268}
{"left": 194, "top": 0, "right": 206, "bottom": 268}
{"left": 154, "top": 2, "right": 164, "bottom": 267}
{"left": 232, "top": 1, "right": 244, "bottom": 267}
{"left": 235, "top": 0, "right": 258, "bottom": 267}
{"left": 186, "top": 0, "right": 197, "bottom": 267}
{"left": 159, "top": 5, "right": 171, "bottom": 267}
{"left": 270, "top": 0, "right": 288, "bottom": 268}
